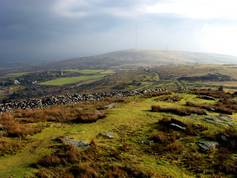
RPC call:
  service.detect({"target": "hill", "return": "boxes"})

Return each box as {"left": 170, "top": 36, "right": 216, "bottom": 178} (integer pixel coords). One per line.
{"left": 1, "top": 89, "right": 237, "bottom": 177}
{"left": 45, "top": 49, "right": 237, "bottom": 69}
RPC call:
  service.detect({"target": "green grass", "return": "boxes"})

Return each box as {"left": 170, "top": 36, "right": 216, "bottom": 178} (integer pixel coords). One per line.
{"left": 40, "top": 69, "right": 114, "bottom": 86}
{"left": 1, "top": 93, "right": 237, "bottom": 177}
{"left": 64, "top": 69, "right": 114, "bottom": 75}
{"left": 40, "top": 74, "right": 106, "bottom": 86}
{"left": 6, "top": 72, "right": 29, "bottom": 78}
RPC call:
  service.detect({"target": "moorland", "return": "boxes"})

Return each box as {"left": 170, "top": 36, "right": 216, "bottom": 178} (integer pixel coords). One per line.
{"left": 1, "top": 50, "right": 237, "bottom": 178}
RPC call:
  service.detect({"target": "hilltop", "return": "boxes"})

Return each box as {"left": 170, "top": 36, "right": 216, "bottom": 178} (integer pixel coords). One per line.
{"left": 43, "top": 49, "right": 237, "bottom": 70}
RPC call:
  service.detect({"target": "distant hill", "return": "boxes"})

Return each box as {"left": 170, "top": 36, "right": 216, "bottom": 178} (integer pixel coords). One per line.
{"left": 0, "top": 58, "right": 50, "bottom": 75}
{"left": 2, "top": 49, "right": 237, "bottom": 72}
{"left": 0, "top": 59, "right": 47, "bottom": 71}
{"left": 44, "top": 49, "right": 237, "bottom": 70}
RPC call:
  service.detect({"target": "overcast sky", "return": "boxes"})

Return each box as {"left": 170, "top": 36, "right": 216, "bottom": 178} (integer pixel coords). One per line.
{"left": 1, "top": 0, "right": 237, "bottom": 62}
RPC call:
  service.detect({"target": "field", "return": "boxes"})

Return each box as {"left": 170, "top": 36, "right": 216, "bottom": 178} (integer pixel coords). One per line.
{"left": 2, "top": 64, "right": 237, "bottom": 100}
{"left": 1, "top": 90, "right": 237, "bottom": 177}
{"left": 40, "top": 75, "right": 106, "bottom": 86}
{"left": 64, "top": 69, "right": 114, "bottom": 75}
{"left": 5, "top": 72, "right": 29, "bottom": 78}
{"left": 40, "top": 69, "right": 114, "bottom": 86}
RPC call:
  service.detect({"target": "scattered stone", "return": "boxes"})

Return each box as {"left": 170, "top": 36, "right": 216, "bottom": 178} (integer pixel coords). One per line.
{"left": 169, "top": 119, "right": 187, "bottom": 131}
{"left": 170, "top": 123, "right": 186, "bottom": 131}
{"left": 203, "top": 116, "right": 235, "bottom": 127}
{"left": 198, "top": 95, "right": 216, "bottom": 100}
{"left": 14, "top": 80, "right": 20, "bottom": 85}
{"left": 98, "top": 132, "right": 114, "bottom": 139}
{"left": 139, "top": 140, "right": 154, "bottom": 145}
{"left": 219, "top": 115, "right": 233, "bottom": 121}
{"left": 197, "top": 140, "right": 219, "bottom": 152}
{"left": 104, "top": 103, "right": 116, "bottom": 110}
{"left": 62, "top": 137, "right": 90, "bottom": 149}
{"left": 203, "top": 116, "right": 215, "bottom": 123}
{"left": 76, "top": 141, "right": 90, "bottom": 149}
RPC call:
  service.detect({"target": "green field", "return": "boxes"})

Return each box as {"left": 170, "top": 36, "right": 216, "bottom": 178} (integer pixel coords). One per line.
{"left": 40, "top": 74, "right": 106, "bottom": 86}
{"left": 64, "top": 69, "right": 114, "bottom": 75}
{"left": 40, "top": 69, "right": 114, "bottom": 86}
{"left": 6, "top": 72, "right": 29, "bottom": 78}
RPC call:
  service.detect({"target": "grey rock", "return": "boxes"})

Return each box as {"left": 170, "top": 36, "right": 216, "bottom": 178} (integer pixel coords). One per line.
{"left": 199, "top": 95, "right": 216, "bottom": 100}
{"left": 63, "top": 137, "right": 90, "bottom": 149}
{"left": 170, "top": 123, "right": 186, "bottom": 131}
{"left": 197, "top": 140, "right": 219, "bottom": 152}
{"left": 98, "top": 132, "right": 114, "bottom": 139}
{"left": 203, "top": 115, "right": 236, "bottom": 127}
{"left": 104, "top": 103, "right": 116, "bottom": 110}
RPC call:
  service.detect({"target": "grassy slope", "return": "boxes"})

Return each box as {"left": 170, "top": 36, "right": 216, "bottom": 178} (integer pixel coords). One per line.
{"left": 0, "top": 93, "right": 236, "bottom": 177}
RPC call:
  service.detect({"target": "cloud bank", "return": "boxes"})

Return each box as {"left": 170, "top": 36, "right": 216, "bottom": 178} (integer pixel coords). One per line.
{"left": 54, "top": 0, "right": 237, "bottom": 20}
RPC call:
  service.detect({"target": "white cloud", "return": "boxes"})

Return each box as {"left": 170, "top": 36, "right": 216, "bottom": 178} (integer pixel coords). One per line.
{"left": 201, "top": 24, "right": 237, "bottom": 55}
{"left": 53, "top": 0, "right": 237, "bottom": 20}
{"left": 53, "top": 0, "right": 91, "bottom": 18}
{"left": 145, "top": 0, "right": 237, "bottom": 20}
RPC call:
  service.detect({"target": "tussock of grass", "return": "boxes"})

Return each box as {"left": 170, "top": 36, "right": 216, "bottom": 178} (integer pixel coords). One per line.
{"left": 35, "top": 141, "right": 155, "bottom": 178}
{"left": 0, "top": 139, "right": 23, "bottom": 156}
{"left": 186, "top": 101, "right": 235, "bottom": 115}
{"left": 151, "top": 105, "right": 207, "bottom": 116}
{"left": 155, "top": 95, "right": 182, "bottom": 102}
{"left": 0, "top": 113, "right": 41, "bottom": 138}
{"left": 14, "top": 105, "right": 107, "bottom": 123}
{"left": 143, "top": 91, "right": 171, "bottom": 98}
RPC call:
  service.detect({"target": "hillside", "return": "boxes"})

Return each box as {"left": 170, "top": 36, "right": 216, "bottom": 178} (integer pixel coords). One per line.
{"left": 45, "top": 49, "right": 237, "bottom": 70}
{"left": 1, "top": 89, "right": 237, "bottom": 177}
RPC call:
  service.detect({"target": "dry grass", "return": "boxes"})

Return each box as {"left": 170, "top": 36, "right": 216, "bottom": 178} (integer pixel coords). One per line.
{"left": 151, "top": 105, "right": 207, "bottom": 116}
{"left": 156, "top": 118, "right": 207, "bottom": 136}
{"left": 35, "top": 140, "right": 155, "bottom": 178}
{"left": 155, "top": 95, "right": 182, "bottom": 102}
{"left": 192, "top": 89, "right": 230, "bottom": 99}
{"left": 13, "top": 105, "right": 107, "bottom": 123}
{"left": 186, "top": 101, "right": 235, "bottom": 115}
{"left": 0, "top": 113, "right": 41, "bottom": 138}
{"left": 143, "top": 91, "right": 171, "bottom": 98}
{"left": 0, "top": 140, "right": 23, "bottom": 156}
